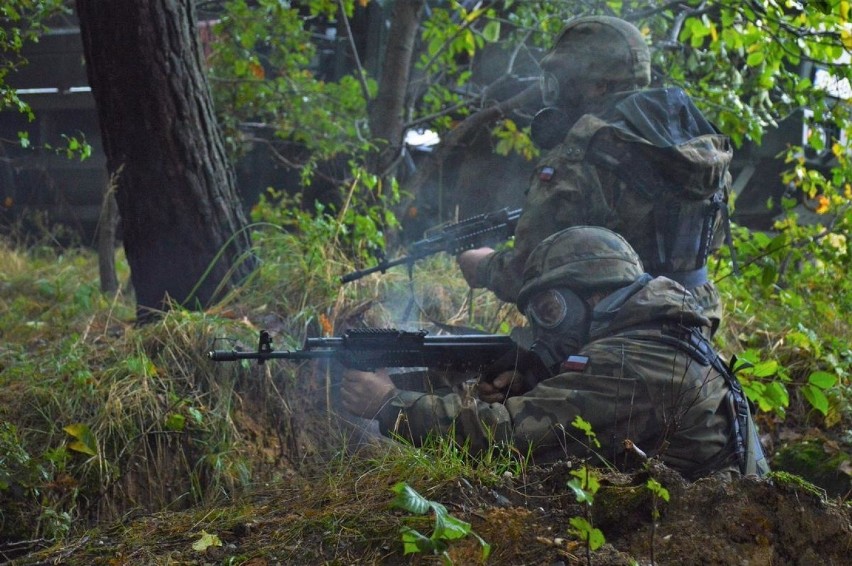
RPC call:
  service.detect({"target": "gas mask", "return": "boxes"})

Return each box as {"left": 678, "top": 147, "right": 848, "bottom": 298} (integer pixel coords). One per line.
{"left": 524, "top": 287, "right": 590, "bottom": 372}
{"left": 531, "top": 71, "right": 585, "bottom": 150}
{"left": 530, "top": 107, "right": 578, "bottom": 150}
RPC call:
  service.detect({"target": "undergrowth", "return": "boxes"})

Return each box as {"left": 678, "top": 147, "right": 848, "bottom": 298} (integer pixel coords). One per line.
{"left": 1, "top": 197, "right": 851, "bottom": 553}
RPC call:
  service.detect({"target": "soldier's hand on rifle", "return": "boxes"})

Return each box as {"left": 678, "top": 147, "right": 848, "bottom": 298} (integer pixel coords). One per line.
{"left": 457, "top": 247, "right": 494, "bottom": 287}
{"left": 478, "top": 370, "right": 527, "bottom": 403}
{"left": 341, "top": 368, "right": 397, "bottom": 418}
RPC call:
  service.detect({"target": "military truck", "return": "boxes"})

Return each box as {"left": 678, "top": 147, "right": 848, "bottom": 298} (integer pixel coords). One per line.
{"left": 0, "top": 6, "right": 387, "bottom": 244}
{"left": 0, "top": 23, "right": 105, "bottom": 242}
{"left": 729, "top": 58, "right": 849, "bottom": 229}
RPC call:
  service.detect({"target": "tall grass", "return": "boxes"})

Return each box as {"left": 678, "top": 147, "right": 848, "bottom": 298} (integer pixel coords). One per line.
{"left": 0, "top": 214, "right": 519, "bottom": 544}
{"left": 4, "top": 201, "right": 848, "bottom": 547}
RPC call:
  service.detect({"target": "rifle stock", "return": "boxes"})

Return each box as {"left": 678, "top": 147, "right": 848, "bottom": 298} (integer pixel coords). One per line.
{"left": 341, "top": 207, "right": 522, "bottom": 283}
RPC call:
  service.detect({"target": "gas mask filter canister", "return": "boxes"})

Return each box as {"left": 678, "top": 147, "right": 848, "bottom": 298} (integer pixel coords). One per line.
{"left": 525, "top": 287, "right": 590, "bottom": 371}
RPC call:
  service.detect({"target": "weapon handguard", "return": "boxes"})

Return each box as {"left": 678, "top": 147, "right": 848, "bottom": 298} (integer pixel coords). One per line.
{"left": 341, "top": 207, "right": 521, "bottom": 283}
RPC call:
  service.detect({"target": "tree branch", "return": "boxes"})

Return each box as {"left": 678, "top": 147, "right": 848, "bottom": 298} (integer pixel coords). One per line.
{"left": 337, "top": 0, "right": 371, "bottom": 103}
{"left": 401, "top": 83, "right": 540, "bottom": 211}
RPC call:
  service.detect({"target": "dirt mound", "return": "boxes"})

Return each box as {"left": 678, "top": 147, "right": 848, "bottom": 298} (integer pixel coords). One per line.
{"left": 18, "top": 457, "right": 851, "bottom": 565}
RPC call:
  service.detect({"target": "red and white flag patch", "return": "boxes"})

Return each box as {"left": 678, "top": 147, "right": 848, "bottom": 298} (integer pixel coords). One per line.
{"left": 560, "top": 355, "right": 589, "bottom": 372}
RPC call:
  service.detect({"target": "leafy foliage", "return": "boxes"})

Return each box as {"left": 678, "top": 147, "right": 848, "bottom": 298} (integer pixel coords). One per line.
{"left": 208, "top": 0, "right": 374, "bottom": 173}
{"left": 0, "top": 421, "right": 71, "bottom": 540}
{"left": 0, "top": 1, "right": 91, "bottom": 159}
{"left": 0, "top": 0, "right": 65, "bottom": 118}
{"left": 567, "top": 465, "right": 605, "bottom": 553}
{"left": 717, "top": 195, "right": 850, "bottom": 422}
{"left": 0, "top": 241, "right": 275, "bottom": 542}
{"left": 390, "top": 481, "right": 491, "bottom": 564}
{"left": 249, "top": 169, "right": 400, "bottom": 269}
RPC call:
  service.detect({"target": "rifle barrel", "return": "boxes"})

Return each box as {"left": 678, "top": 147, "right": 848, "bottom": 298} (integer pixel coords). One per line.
{"left": 340, "top": 207, "right": 522, "bottom": 284}
{"left": 208, "top": 332, "right": 517, "bottom": 372}
{"left": 339, "top": 255, "right": 412, "bottom": 283}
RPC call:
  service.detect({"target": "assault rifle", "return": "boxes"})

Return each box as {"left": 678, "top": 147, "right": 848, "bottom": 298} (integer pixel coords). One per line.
{"left": 208, "top": 328, "right": 520, "bottom": 375}
{"left": 341, "top": 207, "right": 522, "bottom": 283}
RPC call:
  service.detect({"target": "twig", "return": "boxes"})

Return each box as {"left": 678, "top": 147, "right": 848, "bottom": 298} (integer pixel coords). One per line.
{"left": 337, "top": 0, "right": 371, "bottom": 102}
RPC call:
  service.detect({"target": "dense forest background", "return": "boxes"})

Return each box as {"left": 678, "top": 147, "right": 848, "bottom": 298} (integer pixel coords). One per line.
{"left": 1, "top": 1, "right": 850, "bottom": 564}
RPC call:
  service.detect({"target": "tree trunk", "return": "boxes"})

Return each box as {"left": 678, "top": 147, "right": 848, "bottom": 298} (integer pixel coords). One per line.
{"left": 75, "top": 0, "right": 255, "bottom": 321}
{"left": 367, "top": 0, "right": 424, "bottom": 178}
{"left": 97, "top": 170, "right": 120, "bottom": 295}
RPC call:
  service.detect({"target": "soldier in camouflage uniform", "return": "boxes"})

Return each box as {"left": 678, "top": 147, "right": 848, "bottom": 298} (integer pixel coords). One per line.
{"left": 457, "top": 16, "right": 732, "bottom": 335}
{"left": 342, "top": 226, "right": 768, "bottom": 479}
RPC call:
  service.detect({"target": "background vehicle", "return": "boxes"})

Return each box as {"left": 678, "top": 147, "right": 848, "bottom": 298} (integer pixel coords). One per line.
{"left": 729, "top": 58, "right": 849, "bottom": 229}
{"left": 0, "top": 23, "right": 105, "bottom": 242}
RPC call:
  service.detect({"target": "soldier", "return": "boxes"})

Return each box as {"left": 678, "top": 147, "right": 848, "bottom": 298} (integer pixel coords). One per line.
{"left": 457, "top": 16, "right": 732, "bottom": 335}
{"left": 342, "top": 226, "right": 768, "bottom": 479}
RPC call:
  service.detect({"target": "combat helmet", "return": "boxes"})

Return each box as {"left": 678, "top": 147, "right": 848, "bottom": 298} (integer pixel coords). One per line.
{"left": 517, "top": 226, "right": 645, "bottom": 311}
{"left": 540, "top": 16, "right": 651, "bottom": 89}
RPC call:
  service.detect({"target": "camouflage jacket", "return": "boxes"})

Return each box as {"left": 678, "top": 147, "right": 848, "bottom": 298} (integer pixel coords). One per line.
{"left": 476, "top": 88, "right": 732, "bottom": 311}
{"left": 374, "top": 277, "right": 767, "bottom": 479}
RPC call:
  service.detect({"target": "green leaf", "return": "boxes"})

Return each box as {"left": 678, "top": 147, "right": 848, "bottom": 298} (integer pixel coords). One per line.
{"left": 433, "top": 508, "right": 471, "bottom": 541}
{"left": 810, "top": 0, "right": 833, "bottom": 14}
{"left": 164, "top": 412, "right": 186, "bottom": 432}
{"left": 63, "top": 423, "right": 98, "bottom": 456}
{"left": 569, "top": 516, "right": 606, "bottom": 551}
{"left": 473, "top": 532, "right": 492, "bottom": 561}
{"left": 746, "top": 50, "right": 765, "bottom": 67}
{"left": 188, "top": 406, "right": 204, "bottom": 425}
{"left": 482, "top": 21, "right": 501, "bottom": 42}
{"left": 646, "top": 478, "right": 670, "bottom": 502}
{"left": 191, "top": 530, "right": 222, "bottom": 552}
{"left": 390, "top": 482, "right": 431, "bottom": 515}
{"left": 567, "top": 477, "right": 593, "bottom": 504}
{"left": 571, "top": 415, "right": 600, "bottom": 447}
{"left": 760, "top": 264, "right": 778, "bottom": 287}
{"left": 400, "top": 526, "right": 436, "bottom": 555}
{"left": 732, "top": 357, "right": 754, "bottom": 373}
{"left": 751, "top": 359, "right": 779, "bottom": 378}
{"left": 802, "top": 384, "right": 829, "bottom": 415}
{"left": 807, "top": 371, "right": 837, "bottom": 389}
{"left": 765, "top": 381, "right": 790, "bottom": 409}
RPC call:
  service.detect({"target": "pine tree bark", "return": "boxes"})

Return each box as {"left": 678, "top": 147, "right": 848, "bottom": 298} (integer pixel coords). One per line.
{"left": 75, "top": 0, "right": 255, "bottom": 320}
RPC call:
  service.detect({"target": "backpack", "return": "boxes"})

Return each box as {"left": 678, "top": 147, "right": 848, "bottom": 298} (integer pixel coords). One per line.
{"left": 586, "top": 88, "right": 737, "bottom": 287}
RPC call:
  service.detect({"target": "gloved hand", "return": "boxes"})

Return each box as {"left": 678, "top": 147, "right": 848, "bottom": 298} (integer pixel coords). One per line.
{"left": 341, "top": 367, "right": 397, "bottom": 418}
{"left": 456, "top": 247, "right": 494, "bottom": 288}
{"left": 478, "top": 369, "right": 529, "bottom": 403}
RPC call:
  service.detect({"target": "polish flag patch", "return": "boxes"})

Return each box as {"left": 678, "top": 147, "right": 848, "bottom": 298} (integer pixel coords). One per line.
{"left": 560, "top": 355, "right": 589, "bottom": 372}
{"left": 539, "top": 166, "right": 555, "bottom": 182}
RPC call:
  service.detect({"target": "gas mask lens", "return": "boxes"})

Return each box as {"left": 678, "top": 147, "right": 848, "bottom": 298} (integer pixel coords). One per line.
{"left": 540, "top": 72, "right": 561, "bottom": 107}
{"left": 526, "top": 289, "right": 569, "bottom": 329}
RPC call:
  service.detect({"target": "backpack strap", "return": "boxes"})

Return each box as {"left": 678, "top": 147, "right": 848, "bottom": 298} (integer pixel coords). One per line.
{"left": 617, "top": 324, "right": 763, "bottom": 476}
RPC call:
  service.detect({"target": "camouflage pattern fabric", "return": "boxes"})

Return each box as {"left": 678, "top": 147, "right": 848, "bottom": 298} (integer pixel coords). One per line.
{"left": 541, "top": 16, "right": 651, "bottom": 88}
{"left": 475, "top": 88, "right": 731, "bottom": 329}
{"left": 373, "top": 277, "right": 762, "bottom": 479}
{"left": 516, "top": 225, "right": 644, "bottom": 309}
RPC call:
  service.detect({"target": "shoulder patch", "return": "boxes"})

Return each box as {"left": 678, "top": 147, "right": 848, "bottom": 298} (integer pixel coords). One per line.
{"left": 560, "top": 355, "right": 589, "bottom": 372}
{"left": 539, "top": 166, "right": 555, "bottom": 182}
